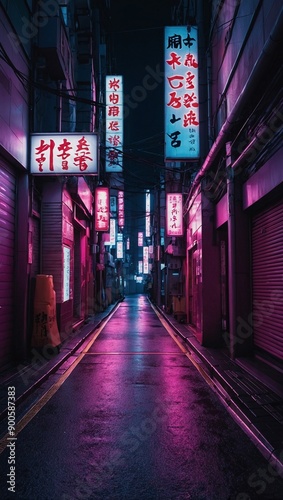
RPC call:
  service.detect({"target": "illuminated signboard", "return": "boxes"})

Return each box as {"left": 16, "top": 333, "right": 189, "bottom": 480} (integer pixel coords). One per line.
{"left": 105, "top": 75, "right": 123, "bottom": 172}
{"left": 126, "top": 237, "right": 130, "bottom": 250}
{"left": 30, "top": 133, "right": 98, "bottom": 174}
{"left": 118, "top": 191, "right": 124, "bottom": 228}
{"left": 145, "top": 190, "right": 151, "bottom": 237}
{"left": 138, "top": 261, "right": 143, "bottom": 274}
{"left": 138, "top": 232, "right": 143, "bottom": 247}
{"left": 110, "top": 196, "right": 117, "bottom": 215}
{"left": 110, "top": 218, "right": 116, "bottom": 246}
{"left": 63, "top": 246, "right": 70, "bottom": 302}
{"left": 166, "top": 193, "right": 183, "bottom": 236}
{"left": 95, "top": 187, "right": 109, "bottom": 232}
{"left": 117, "top": 241, "right": 123, "bottom": 258}
{"left": 143, "top": 246, "right": 149, "bottom": 274}
{"left": 164, "top": 26, "right": 199, "bottom": 160}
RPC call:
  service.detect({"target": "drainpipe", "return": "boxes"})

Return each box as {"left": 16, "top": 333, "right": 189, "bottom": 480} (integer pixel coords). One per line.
{"left": 187, "top": 6, "right": 283, "bottom": 203}
{"left": 226, "top": 142, "right": 236, "bottom": 360}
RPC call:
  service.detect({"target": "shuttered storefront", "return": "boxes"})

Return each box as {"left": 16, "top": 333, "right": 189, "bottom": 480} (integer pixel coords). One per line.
{"left": 252, "top": 198, "right": 283, "bottom": 360}
{"left": 0, "top": 162, "right": 16, "bottom": 367}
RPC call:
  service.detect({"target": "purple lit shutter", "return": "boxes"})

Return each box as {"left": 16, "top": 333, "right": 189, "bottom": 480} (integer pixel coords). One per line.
{"left": 252, "top": 198, "right": 283, "bottom": 360}
{"left": 0, "top": 162, "right": 16, "bottom": 366}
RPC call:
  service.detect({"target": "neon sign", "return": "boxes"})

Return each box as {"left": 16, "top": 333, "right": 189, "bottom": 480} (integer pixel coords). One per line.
{"left": 166, "top": 193, "right": 183, "bottom": 236}
{"left": 30, "top": 133, "right": 98, "bottom": 174}
{"left": 95, "top": 187, "right": 109, "bottom": 232}
{"left": 105, "top": 75, "right": 123, "bottom": 172}
{"left": 164, "top": 26, "right": 200, "bottom": 160}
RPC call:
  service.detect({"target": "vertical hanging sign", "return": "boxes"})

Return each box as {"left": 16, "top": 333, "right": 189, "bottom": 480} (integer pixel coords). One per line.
{"left": 166, "top": 193, "right": 183, "bottom": 236}
{"left": 138, "top": 232, "right": 143, "bottom": 247}
{"left": 95, "top": 187, "right": 110, "bottom": 231}
{"left": 110, "top": 218, "right": 116, "bottom": 245}
{"left": 118, "top": 190, "right": 124, "bottom": 228}
{"left": 145, "top": 190, "right": 151, "bottom": 237}
{"left": 143, "top": 246, "right": 149, "bottom": 274}
{"left": 164, "top": 26, "right": 200, "bottom": 161}
{"left": 105, "top": 75, "right": 123, "bottom": 172}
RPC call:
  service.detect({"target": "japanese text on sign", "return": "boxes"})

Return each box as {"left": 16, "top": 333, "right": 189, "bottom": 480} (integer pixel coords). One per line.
{"left": 30, "top": 133, "right": 98, "bottom": 174}
{"left": 118, "top": 190, "right": 124, "bottom": 228}
{"left": 106, "top": 75, "right": 123, "bottom": 172}
{"left": 164, "top": 26, "right": 200, "bottom": 160}
{"left": 95, "top": 187, "right": 110, "bottom": 232}
{"left": 166, "top": 193, "right": 183, "bottom": 236}
{"left": 143, "top": 246, "right": 149, "bottom": 274}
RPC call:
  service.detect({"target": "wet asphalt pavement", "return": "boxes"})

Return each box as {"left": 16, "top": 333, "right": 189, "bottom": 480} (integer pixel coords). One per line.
{"left": 1, "top": 295, "right": 283, "bottom": 499}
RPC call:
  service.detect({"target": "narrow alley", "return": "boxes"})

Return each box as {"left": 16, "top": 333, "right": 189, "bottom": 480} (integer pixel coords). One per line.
{"left": 1, "top": 295, "right": 283, "bottom": 500}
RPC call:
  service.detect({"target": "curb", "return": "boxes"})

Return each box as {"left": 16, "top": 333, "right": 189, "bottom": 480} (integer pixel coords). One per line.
{"left": 154, "top": 302, "right": 283, "bottom": 475}
{"left": 0, "top": 300, "right": 122, "bottom": 424}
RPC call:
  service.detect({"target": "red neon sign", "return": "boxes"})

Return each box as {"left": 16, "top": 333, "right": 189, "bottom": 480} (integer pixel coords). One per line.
{"left": 95, "top": 187, "right": 110, "bottom": 231}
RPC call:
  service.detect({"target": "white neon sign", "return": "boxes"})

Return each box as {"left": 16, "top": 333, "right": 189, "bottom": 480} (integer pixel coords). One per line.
{"left": 138, "top": 232, "right": 143, "bottom": 247}
{"left": 30, "top": 133, "right": 98, "bottom": 174}
{"left": 145, "top": 190, "right": 151, "bottom": 237}
{"left": 118, "top": 191, "right": 124, "bottom": 228}
{"left": 117, "top": 241, "right": 123, "bottom": 258}
{"left": 105, "top": 75, "right": 123, "bottom": 172}
{"left": 110, "top": 218, "right": 116, "bottom": 246}
{"left": 164, "top": 26, "right": 200, "bottom": 160}
{"left": 166, "top": 193, "right": 183, "bottom": 236}
{"left": 143, "top": 246, "right": 149, "bottom": 274}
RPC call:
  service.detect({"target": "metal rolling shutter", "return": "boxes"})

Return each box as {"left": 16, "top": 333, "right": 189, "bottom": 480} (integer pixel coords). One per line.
{"left": 0, "top": 163, "right": 16, "bottom": 367}
{"left": 252, "top": 198, "right": 283, "bottom": 360}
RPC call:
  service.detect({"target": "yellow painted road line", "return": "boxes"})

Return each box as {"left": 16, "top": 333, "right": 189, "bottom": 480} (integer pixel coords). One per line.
{"left": 0, "top": 303, "right": 121, "bottom": 455}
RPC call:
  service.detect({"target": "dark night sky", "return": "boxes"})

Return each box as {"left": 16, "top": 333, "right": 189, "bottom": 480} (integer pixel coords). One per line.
{"left": 108, "top": 0, "right": 173, "bottom": 188}
{"left": 107, "top": 1, "right": 174, "bottom": 233}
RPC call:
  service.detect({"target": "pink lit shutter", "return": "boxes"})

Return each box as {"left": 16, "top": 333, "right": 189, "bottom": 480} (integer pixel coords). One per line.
{"left": 252, "top": 198, "right": 283, "bottom": 360}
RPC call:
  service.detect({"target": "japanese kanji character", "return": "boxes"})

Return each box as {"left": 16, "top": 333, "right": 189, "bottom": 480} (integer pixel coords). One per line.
{"left": 170, "top": 114, "right": 181, "bottom": 124}
{"left": 183, "top": 34, "right": 196, "bottom": 49}
{"left": 184, "top": 53, "right": 198, "bottom": 68}
{"left": 108, "top": 78, "right": 121, "bottom": 91}
{"left": 73, "top": 136, "right": 93, "bottom": 171}
{"left": 167, "top": 91, "right": 182, "bottom": 109}
{"left": 167, "top": 75, "right": 184, "bottom": 89}
{"left": 35, "top": 312, "right": 48, "bottom": 337}
{"left": 185, "top": 72, "right": 195, "bottom": 89}
{"left": 108, "top": 135, "right": 121, "bottom": 147}
{"left": 183, "top": 111, "right": 199, "bottom": 127}
{"left": 107, "top": 149, "right": 119, "bottom": 164}
{"left": 108, "top": 106, "right": 120, "bottom": 117}
{"left": 166, "top": 52, "right": 181, "bottom": 70}
{"left": 168, "top": 131, "right": 181, "bottom": 148}
{"left": 35, "top": 139, "right": 55, "bottom": 171}
{"left": 57, "top": 138, "right": 72, "bottom": 169}
{"left": 108, "top": 121, "right": 120, "bottom": 131}
{"left": 167, "top": 34, "right": 182, "bottom": 49}
{"left": 183, "top": 92, "right": 199, "bottom": 108}
{"left": 109, "top": 93, "right": 120, "bottom": 104}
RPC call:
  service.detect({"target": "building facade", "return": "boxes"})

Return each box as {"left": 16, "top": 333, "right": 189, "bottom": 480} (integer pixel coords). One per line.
{"left": 0, "top": 0, "right": 31, "bottom": 366}
{"left": 0, "top": 0, "right": 114, "bottom": 370}
{"left": 184, "top": 0, "right": 283, "bottom": 369}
